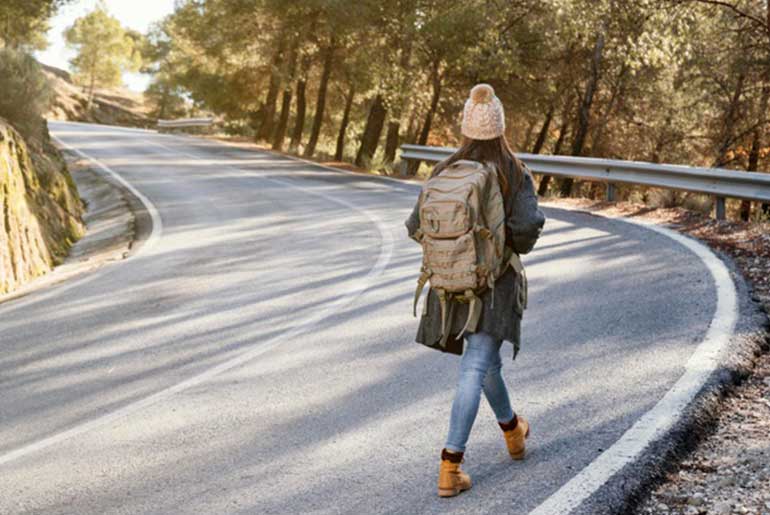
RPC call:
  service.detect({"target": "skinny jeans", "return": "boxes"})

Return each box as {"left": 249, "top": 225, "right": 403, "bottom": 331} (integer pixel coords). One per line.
{"left": 445, "top": 331, "right": 515, "bottom": 453}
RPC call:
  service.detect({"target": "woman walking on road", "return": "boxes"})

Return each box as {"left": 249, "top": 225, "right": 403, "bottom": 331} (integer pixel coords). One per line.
{"left": 405, "top": 84, "right": 546, "bottom": 497}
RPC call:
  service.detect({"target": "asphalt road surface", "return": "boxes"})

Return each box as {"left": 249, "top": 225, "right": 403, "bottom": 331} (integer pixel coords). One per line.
{"left": 0, "top": 122, "right": 718, "bottom": 514}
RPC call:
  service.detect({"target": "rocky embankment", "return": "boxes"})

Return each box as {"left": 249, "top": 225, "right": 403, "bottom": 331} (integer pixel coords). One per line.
{"left": 0, "top": 119, "right": 84, "bottom": 294}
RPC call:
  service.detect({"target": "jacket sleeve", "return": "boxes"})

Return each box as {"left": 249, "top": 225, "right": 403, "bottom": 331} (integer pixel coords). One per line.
{"left": 404, "top": 193, "right": 422, "bottom": 242}
{"left": 507, "top": 165, "right": 546, "bottom": 255}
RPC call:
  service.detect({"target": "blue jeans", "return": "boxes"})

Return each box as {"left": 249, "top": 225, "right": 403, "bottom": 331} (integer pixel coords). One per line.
{"left": 445, "top": 331, "right": 515, "bottom": 453}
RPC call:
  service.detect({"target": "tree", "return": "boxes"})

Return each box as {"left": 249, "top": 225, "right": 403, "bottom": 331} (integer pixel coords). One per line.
{"left": 64, "top": 2, "right": 140, "bottom": 108}
{"left": 140, "top": 20, "right": 187, "bottom": 119}
{"left": 0, "top": 0, "right": 71, "bottom": 50}
{"left": 0, "top": 48, "right": 51, "bottom": 140}
{"left": 142, "top": 0, "right": 769, "bottom": 217}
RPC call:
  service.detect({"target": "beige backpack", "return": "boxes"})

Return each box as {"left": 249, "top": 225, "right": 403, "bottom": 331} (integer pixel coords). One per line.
{"left": 411, "top": 159, "right": 508, "bottom": 346}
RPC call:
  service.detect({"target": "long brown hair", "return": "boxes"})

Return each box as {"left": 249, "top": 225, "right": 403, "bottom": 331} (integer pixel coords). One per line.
{"left": 430, "top": 136, "right": 523, "bottom": 197}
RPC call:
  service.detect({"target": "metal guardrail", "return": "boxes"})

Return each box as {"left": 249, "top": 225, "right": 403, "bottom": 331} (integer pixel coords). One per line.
{"left": 399, "top": 144, "right": 770, "bottom": 220}
{"left": 157, "top": 117, "right": 215, "bottom": 129}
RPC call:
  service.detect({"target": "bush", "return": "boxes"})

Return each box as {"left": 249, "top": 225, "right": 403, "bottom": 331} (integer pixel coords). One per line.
{"left": 0, "top": 48, "right": 51, "bottom": 141}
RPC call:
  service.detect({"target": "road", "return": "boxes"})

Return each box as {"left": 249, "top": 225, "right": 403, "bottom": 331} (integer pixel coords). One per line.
{"left": 0, "top": 121, "right": 719, "bottom": 514}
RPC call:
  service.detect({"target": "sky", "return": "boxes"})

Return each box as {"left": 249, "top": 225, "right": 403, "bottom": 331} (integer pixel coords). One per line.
{"left": 35, "top": 0, "right": 177, "bottom": 92}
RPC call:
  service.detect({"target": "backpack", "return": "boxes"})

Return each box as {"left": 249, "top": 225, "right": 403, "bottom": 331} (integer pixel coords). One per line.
{"left": 411, "top": 159, "right": 508, "bottom": 347}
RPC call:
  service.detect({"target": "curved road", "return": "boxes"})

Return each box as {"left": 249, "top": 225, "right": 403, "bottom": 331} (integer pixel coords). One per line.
{"left": 0, "top": 122, "right": 718, "bottom": 514}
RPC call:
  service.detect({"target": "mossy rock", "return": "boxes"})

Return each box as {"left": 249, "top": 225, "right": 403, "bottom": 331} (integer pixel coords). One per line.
{"left": 0, "top": 118, "right": 84, "bottom": 294}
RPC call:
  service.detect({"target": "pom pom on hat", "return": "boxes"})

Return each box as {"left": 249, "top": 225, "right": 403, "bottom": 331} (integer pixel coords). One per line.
{"left": 462, "top": 83, "right": 505, "bottom": 140}
{"left": 470, "top": 83, "right": 495, "bottom": 104}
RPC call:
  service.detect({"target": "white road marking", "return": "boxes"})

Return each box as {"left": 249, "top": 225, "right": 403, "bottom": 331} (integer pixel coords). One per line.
{"left": 530, "top": 204, "right": 738, "bottom": 515}
{"left": 10, "top": 125, "right": 738, "bottom": 514}
{"left": 0, "top": 135, "right": 166, "bottom": 313}
{"left": 125, "top": 132, "right": 742, "bottom": 514}
{"left": 150, "top": 134, "right": 742, "bottom": 515}
{"left": 51, "top": 134, "right": 164, "bottom": 253}
{"left": 0, "top": 126, "right": 394, "bottom": 467}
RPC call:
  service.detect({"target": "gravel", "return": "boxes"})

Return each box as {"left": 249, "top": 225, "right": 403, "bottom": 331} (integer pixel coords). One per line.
{"left": 638, "top": 350, "right": 770, "bottom": 515}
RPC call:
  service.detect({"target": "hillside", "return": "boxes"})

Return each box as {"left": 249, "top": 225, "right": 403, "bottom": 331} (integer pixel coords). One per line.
{"left": 42, "top": 63, "right": 153, "bottom": 128}
{"left": 0, "top": 118, "right": 85, "bottom": 294}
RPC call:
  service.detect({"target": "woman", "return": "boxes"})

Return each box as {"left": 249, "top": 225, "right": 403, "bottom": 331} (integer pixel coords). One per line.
{"left": 404, "top": 84, "right": 546, "bottom": 497}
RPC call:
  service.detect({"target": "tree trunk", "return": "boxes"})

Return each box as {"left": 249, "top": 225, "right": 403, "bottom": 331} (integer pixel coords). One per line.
{"left": 87, "top": 72, "right": 96, "bottom": 111}
{"left": 741, "top": 78, "right": 770, "bottom": 220}
{"left": 713, "top": 71, "right": 746, "bottom": 168}
{"left": 650, "top": 116, "right": 673, "bottom": 164}
{"left": 304, "top": 40, "right": 335, "bottom": 157}
{"left": 521, "top": 118, "right": 538, "bottom": 153}
{"left": 272, "top": 44, "right": 298, "bottom": 150}
{"left": 355, "top": 94, "right": 387, "bottom": 167}
{"left": 406, "top": 65, "right": 442, "bottom": 176}
{"left": 572, "top": 31, "right": 605, "bottom": 156}
{"left": 560, "top": 29, "right": 605, "bottom": 197}
{"left": 740, "top": 130, "right": 760, "bottom": 220}
{"left": 289, "top": 80, "right": 307, "bottom": 152}
{"left": 405, "top": 107, "right": 418, "bottom": 144}
{"left": 417, "top": 65, "right": 442, "bottom": 146}
{"left": 334, "top": 83, "right": 355, "bottom": 162}
{"left": 531, "top": 106, "right": 554, "bottom": 154}
{"left": 256, "top": 32, "right": 288, "bottom": 141}
{"left": 257, "top": 80, "right": 280, "bottom": 141}
{"left": 272, "top": 88, "right": 292, "bottom": 150}
{"left": 590, "top": 64, "right": 628, "bottom": 156}
{"left": 155, "top": 85, "right": 167, "bottom": 119}
{"left": 530, "top": 107, "right": 553, "bottom": 195}
{"left": 538, "top": 114, "right": 569, "bottom": 196}
{"left": 383, "top": 33, "right": 413, "bottom": 166}
{"left": 383, "top": 121, "right": 400, "bottom": 164}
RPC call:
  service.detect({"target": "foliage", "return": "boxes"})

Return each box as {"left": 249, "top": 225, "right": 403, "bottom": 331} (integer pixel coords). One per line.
{"left": 0, "top": 48, "right": 51, "bottom": 141}
{"left": 140, "top": 0, "right": 770, "bottom": 217}
{"left": 0, "top": 0, "right": 71, "bottom": 50}
{"left": 64, "top": 2, "right": 141, "bottom": 106}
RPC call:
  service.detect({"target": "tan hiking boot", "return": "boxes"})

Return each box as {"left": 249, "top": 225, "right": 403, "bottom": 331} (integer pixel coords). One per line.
{"left": 438, "top": 449, "right": 472, "bottom": 497}
{"left": 500, "top": 415, "right": 530, "bottom": 460}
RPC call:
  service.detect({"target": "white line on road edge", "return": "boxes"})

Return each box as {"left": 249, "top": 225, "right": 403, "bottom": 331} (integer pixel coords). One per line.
{"left": 16, "top": 125, "right": 736, "bottom": 515}
{"left": 48, "top": 119, "right": 157, "bottom": 135}
{"left": 0, "top": 126, "right": 394, "bottom": 467}
{"left": 146, "top": 132, "right": 741, "bottom": 515}
{"left": 0, "top": 136, "right": 165, "bottom": 312}
{"left": 154, "top": 132, "right": 743, "bottom": 515}
{"left": 529, "top": 203, "right": 738, "bottom": 515}
{"left": 51, "top": 134, "right": 164, "bottom": 253}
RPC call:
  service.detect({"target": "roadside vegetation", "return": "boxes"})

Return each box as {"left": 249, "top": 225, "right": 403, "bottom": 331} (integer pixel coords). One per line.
{"left": 136, "top": 0, "right": 770, "bottom": 222}
{"left": 0, "top": 0, "right": 84, "bottom": 295}
{"left": 63, "top": 2, "right": 142, "bottom": 109}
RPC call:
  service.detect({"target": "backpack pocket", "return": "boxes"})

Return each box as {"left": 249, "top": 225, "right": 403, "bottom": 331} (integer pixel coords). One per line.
{"left": 424, "top": 232, "right": 478, "bottom": 291}
{"left": 420, "top": 200, "right": 471, "bottom": 239}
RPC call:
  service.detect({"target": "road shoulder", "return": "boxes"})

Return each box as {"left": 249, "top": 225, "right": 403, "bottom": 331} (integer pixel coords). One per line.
{"left": 0, "top": 150, "right": 138, "bottom": 305}
{"left": 537, "top": 199, "right": 769, "bottom": 515}
{"left": 146, "top": 132, "right": 770, "bottom": 514}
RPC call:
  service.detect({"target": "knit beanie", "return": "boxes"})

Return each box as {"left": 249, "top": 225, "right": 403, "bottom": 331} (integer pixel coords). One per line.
{"left": 461, "top": 83, "right": 505, "bottom": 140}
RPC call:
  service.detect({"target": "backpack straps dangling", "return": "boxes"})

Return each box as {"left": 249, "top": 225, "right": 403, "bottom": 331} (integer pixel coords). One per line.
{"left": 437, "top": 289, "right": 448, "bottom": 336}
{"left": 460, "top": 289, "right": 482, "bottom": 335}
{"left": 437, "top": 288, "right": 458, "bottom": 349}
{"left": 412, "top": 269, "right": 431, "bottom": 317}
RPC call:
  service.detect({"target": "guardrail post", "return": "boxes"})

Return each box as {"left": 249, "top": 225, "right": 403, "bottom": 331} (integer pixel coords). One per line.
{"left": 715, "top": 196, "right": 726, "bottom": 220}
{"left": 606, "top": 183, "right": 616, "bottom": 202}
{"left": 399, "top": 160, "right": 409, "bottom": 177}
